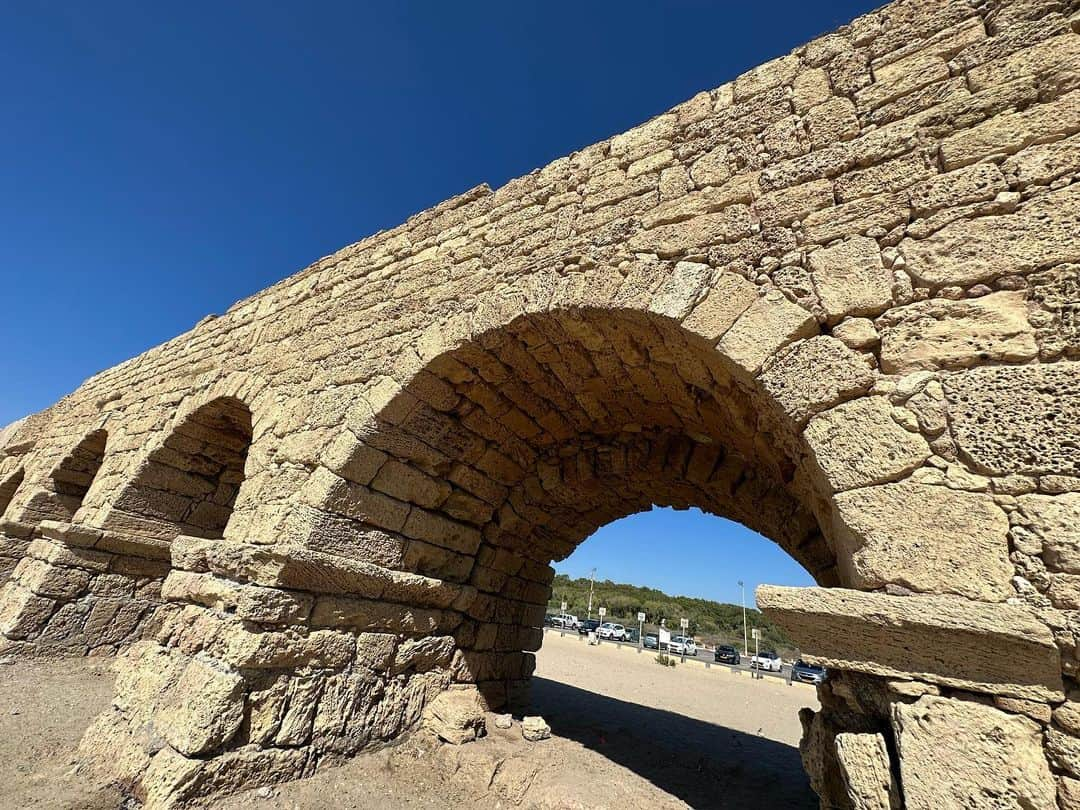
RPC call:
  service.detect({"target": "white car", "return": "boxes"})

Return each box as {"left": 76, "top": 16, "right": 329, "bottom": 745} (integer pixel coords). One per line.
{"left": 751, "top": 650, "right": 784, "bottom": 672}
{"left": 597, "top": 622, "right": 628, "bottom": 640}
{"left": 551, "top": 613, "right": 579, "bottom": 629}
{"left": 667, "top": 635, "right": 698, "bottom": 656}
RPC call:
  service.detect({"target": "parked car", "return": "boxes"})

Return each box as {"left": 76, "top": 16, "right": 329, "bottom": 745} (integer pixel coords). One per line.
{"left": 668, "top": 635, "right": 698, "bottom": 656}
{"left": 714, "top": 644, "right": 741, "bottom": 664}
{"left": 643, "top": 632, "right": 660, "bottom": 649}
{"left": 598, "top": 622, "right": 628, "bottom": 640}
{"left": 792, "top": 660, "right": 827, "bottom": 684}
{"left": 623, "top": 627, "right": 640, "bottom": 644}
{"left": 751, "top": 650, "right": 783, "bottom": 672}
{"left": 550, "top": 613, "right": 579, "bottom": 630}
{"left": 578, "top": 619, "right": 601, "bottom": 635}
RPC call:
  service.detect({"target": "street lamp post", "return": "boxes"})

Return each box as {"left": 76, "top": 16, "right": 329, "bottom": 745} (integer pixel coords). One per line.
{"left": 739, "top": 580, "right": 748, "bottom": 657}
{"left": 587, "top": 568, "right": 597, "bottom": 620}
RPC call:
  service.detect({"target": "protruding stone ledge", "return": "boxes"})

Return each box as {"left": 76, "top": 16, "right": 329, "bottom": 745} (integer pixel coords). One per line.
{"left": 36, "top": 520, "right": 172, "bottom": 561}
{"left": 172, "top": 536, "right": 472, "bottom": 611}
{"left": 0, "top": 519, "right": 36, "bottom": 540}
{"left": 758, "top": 585, "right": 1064, "bottom": 702}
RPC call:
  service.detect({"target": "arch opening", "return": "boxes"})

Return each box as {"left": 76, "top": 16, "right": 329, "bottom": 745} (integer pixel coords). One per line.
{"left": 46, "top": 428, "right": 107, "bottom": 521}
{"left": 110, "top": 397, "right": 253, "bottom": 540}
{"left": 0, "top": 467, "right": 25, "bottom": 519}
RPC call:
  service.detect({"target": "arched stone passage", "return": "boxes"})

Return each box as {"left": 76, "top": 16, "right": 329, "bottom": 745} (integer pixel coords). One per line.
{"left": 18, "top": 428, "right": 109, "bottom": 524}
{"left": 0, "top": 398, "right": 255, "bottom": 656}
{"left": 105, "top": 396, "right": 253, "bottom": 542}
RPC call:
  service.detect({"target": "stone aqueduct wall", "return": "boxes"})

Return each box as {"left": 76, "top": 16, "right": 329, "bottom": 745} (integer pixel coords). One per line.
{"left": 0, "top": 0, "right": 1078, "bottom": 805}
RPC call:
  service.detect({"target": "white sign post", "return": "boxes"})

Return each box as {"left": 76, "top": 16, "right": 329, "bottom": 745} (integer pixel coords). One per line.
{"left": 561, "top": 601, "right": 567, "bottom": 612}
{"left": 595, "top": 607, "right": 606, "bottom": 645}
{"left": 637, "top": 611, "right": 645, "bottom": 650}
{"left": 679, "top": 618, "right": 689, "bottom": 661}
{"left": 752, "top": 628, "right": 761, "bottom": 679}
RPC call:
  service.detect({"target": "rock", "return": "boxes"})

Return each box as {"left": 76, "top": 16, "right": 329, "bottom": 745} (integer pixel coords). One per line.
{"left": 834, "top": 732, "right": 899, "bottom": 809}
{"left": 759, "top": 336, "right": 876, "bottom": 426}
{"left": 1015, "top": 494, "right": 1080, "bottom": 573}
{"left": 422, "top": 689, "right": 486, "bottom": 745}
{"left": 803, "top": 397, "right": 930, "bottom": 492}
{"left": 494, "top": 713, "right": 513, "bottom": 729}
{"left": 832, "top": 317, "right": 879, "bottom": 350}
{"left": 521, "top": 715, "right": 551, "bottom": 741}
{"left": 717, "top": 290, "right": 818, "bottom": 375}
{"left": 945, "top": 364, "right": 1080, "bottom": 477}
{"left": 153, "top": 655, "right": 246, "bottom": 757}
{"left": 682, "top": 271, "right": 759, "bottom": 342}
{"left": 877, "top": 291, "right": 1036, "bottom": 374}
{"left": 807, "top": 236, "right": 894, "bottom": 322}
{"left": 893, "top": 696, "right": 1057, "bottom": 809}
{"left": 833, "top": 481, "right": 1013, "bottom": 601}
{"left": 758, "top": 586, "right": 1063, "bottom": 702}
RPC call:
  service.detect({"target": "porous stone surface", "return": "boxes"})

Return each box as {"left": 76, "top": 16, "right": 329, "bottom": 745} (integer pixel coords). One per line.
{"left": 0, "top": 0, "right": 1075, "bottom": 806}
{"left": 521, "top": 716, "right": 551, "bottom": 742}
{"left": 892, "top": 696, "right": 1057, "bottom": 810}
{"left": 422, "top": 688, "right": 486, "bottom": 745}
{"left": 834, "top": 732, "right": 899, "bottom": 810}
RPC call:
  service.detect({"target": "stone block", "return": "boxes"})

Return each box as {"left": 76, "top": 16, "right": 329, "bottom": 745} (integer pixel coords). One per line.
{"left": 877, "top": 291, "right": 1037, "bottom": 373}
{"left": 422, "top": 688, "right": 486, "bottom": 745}
{"left": 807, "top": 236, "right": 893, "bottom": 322}
{"left": 717, "top": 291, "right": 817, "bottom": 376}
{"left": 834, "top": 733, "right": 899, "bottom": 810}
{"left": 893, "top": 696, "right": 1056, "bottom": 809}
{"left": 833, "top": 481, "right": 1012, "bottom": 601}
{"left": 758, "top": 586, "right": 1063, "bottom": 701}
{"left": 759, "top": 336, "right": 876, "bottom": 426}
{"left": 154, "top": 655, "right": 246, "bottom": 756}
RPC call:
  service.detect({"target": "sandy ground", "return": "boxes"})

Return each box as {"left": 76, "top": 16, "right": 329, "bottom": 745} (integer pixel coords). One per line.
{"left": 0, "top": 631, "right": 817, "bottom": 809}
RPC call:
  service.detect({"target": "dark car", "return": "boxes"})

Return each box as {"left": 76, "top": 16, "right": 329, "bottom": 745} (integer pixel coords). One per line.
{"left": 714, "top": 644, "right": 741, "bottom": 664}
{"left": 792, "top": 660, "right": 827, "bottom": 684}
{"left": 643, "top": 632, "right": 660, "bottom": 649}
{"left": 578, "top": 619, "right": 601, "bottom": 635}
{"left": 622, "top": 627, "right": 640, "bottom": 644}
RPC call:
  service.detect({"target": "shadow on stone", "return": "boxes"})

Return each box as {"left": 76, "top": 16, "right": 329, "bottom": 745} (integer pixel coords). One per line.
{"left": 529, "top": 676, "right": 816, "bottom": 809}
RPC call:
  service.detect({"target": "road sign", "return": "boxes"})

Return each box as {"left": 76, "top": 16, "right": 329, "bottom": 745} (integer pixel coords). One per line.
{"left": 659, "top": 627, "right": 671, "bottom": 645}
{"left": 598, "top": 606, "right": 606, "bottom": 618}
{"left": 752, "top": 628, "right": 760, "bottom": 640}
{"left": 680, "top": 618, "right": 689, "bottom": 630}
{"left": 561, "top": 601, "right": 567, "bottom": 612}
{"left": 637, "top": 612, "right": 646, "bottom": 622}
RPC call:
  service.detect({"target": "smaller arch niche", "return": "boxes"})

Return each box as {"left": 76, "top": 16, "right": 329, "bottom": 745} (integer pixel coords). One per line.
{"left": 112, "top": 397, "right": 253, "bottom": 540}
{"left": 50, "top": 429, "right": 108, "bottom": 519}
{"left": 0, "top": 467, "right": 25, "bottom": 518}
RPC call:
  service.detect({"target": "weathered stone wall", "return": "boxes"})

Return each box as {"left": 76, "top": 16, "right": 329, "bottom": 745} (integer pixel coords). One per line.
{"left": 1, "top": 0, "right": 1078, "bottom": 805}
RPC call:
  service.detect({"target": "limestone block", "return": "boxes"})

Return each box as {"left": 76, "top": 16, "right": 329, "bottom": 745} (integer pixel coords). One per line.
{"left": 877, "top": 291, "right": 1037, "bottom": 373}
{"left": 944, "top": 364, "right": 1080, "bottom": 477}
{"left": 153, "top": 655, "right": 246, "bottom": 756}
{"left": 753, "top": 178, "right": 834, "bottom": 227}
{"left": 1015, "top": 494, "right": 1080, "bottom": 572}
{"left": 807, "top": 236, "right": 893, "bottom": 322}
{"left": 834, "top": 481, "right": 1012, "bottom": 601}
{"left": 900, "top": 183, "right": 1080, "bottom": 287}
{"left": 648, "top": 261, "right": 712, "bottom": 320}
{"left": 805, "top": 96, "right": 860, "bottom": 149}
{"left": 1049, "top": 728, "right": 1080, "bottom": 779}
{"left": 717, "top": 291, "right": 818, "bottom": 376}
{"left": 521, "top": 715, "right": 551, "bottom": 741}
{"left": 355, "top": 631, "right": 398, "bottom": 671}
{"left": 626, "top": 205, "right": 754, "bottom": 256}
{"left": 792, "top": 68, "right": 832, "bottom": 113}
{"left": 680, "top": 272, "right": 758, "bottom": 343}
{"left": 967, "top": 33, "right": 1080, "bottom": 95}
{"left": 1002, "top": 132, "right": 1080, "bottom": 188}
{"left": 733, "top": 53, "right": 801, "bottom": 101}
{"left": 759, "top": 336, "right": 875, "bottom": 425}
{"left": 758, "top": 586, "right": 1063, "bottom": 701}
{"left": 804, "top": 397, "right": 930, "bottom": 491}
{"left": 392, "top": 635, "right": 456, "bottom": 674}
{"left": 892, "top": 696, "right": 1057, "bottom": 809}
{"left": 0, "top": 582, "right": 55, "bottom": 639}
{"left": 834, "top": 733, "right": 899, "bottom": 810}
{"left": 802, "top": 191, "right": 909, "bottom": 246}
{"left": 1061, "top": 776, "right": 1080, "bottom": 810}
{"left": 908, "top": 162, "right": 1006, "bottom": 215}
{"left": 422, "top": 688, "right": 486, "bottom": 745}
{"left": 17, "top": 557, "right": 91, "bottom": 599}
{"left": 832, "top": 317, "right": 879, "bottom": 350}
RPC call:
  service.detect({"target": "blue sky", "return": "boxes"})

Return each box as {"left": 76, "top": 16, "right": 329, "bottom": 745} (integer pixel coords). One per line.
{"left": 0, "top": 1, "right": 872, "bottom": 597}
{"left": 558, "top": 508, "right": 814, "bottom": 608}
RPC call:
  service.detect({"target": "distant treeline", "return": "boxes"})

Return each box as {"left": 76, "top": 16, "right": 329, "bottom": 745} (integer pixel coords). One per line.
{"left": 548, "top": 573, "right": 796, "bottom": 654}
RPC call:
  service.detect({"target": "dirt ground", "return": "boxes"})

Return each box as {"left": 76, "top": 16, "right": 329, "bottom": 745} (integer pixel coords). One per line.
{"left": 0, "top": 631, "right": 818, "bottom": 809}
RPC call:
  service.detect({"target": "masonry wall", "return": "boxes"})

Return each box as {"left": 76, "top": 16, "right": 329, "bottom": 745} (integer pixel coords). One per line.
{"left": 0, "top": 0, "right": 1078, "bottom": 806}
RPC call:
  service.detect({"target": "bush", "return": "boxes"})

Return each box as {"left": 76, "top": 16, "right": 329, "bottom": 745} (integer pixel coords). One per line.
{"left": 655, "top": 652, "right": 677, "bottom": 667}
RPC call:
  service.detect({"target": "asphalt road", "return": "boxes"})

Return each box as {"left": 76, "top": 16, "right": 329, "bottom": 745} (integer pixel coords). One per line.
{"left": 542, "top": 627, "right": 798, "bottom": 683}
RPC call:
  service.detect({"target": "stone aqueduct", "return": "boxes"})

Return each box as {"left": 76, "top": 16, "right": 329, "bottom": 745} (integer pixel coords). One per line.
{"left": 1, "top": 0, "right": 1078, "bottom": 805}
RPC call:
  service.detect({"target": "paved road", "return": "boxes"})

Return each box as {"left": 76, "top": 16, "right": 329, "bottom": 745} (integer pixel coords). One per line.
{"left": 542, "top": 627, "right": 799, "bottom": 683}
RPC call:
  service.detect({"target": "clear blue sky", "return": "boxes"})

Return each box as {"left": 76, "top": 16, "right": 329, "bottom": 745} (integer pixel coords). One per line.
{"left": 557, "top": 508, "right": 814, "bottom": 608}
{"left": 0, "top": 2, "right": 869, "bottom": 596}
